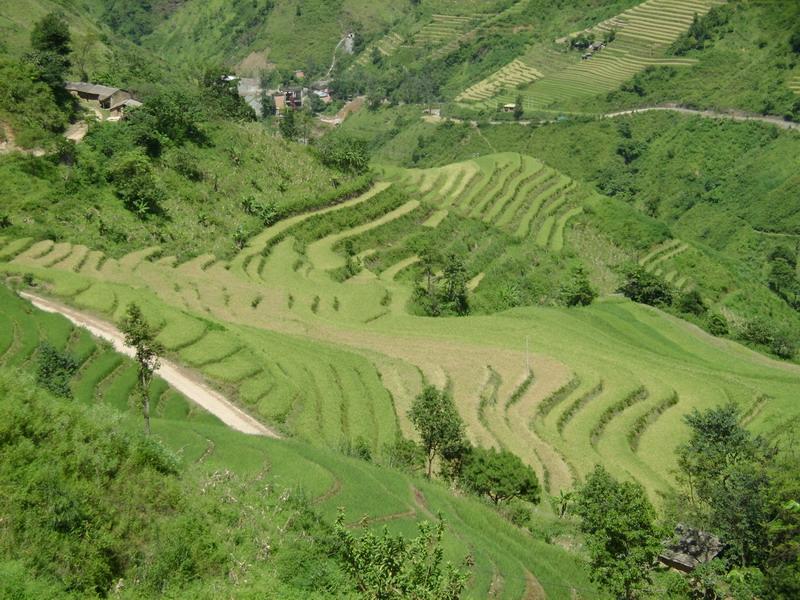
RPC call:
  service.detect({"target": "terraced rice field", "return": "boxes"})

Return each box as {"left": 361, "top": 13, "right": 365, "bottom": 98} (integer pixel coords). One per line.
{"left": 0, "top": 284, "right": 216, "bottom": 426}
{"left": 414, "top": 13, "right": 479, "bottom": 46}
{"left": 356, "top": 32, "right": 404, "bottom": 65}
{"left": 0, "top": 283, "right": 597, "bottom": 600}
{"left": 3, "top": 163, "right": 799, "bottom": 511}
{"left": 456, "top": 59, "right": 543, "bottom": 102}
{"left": 639, "top": 238, "right": 693, "bottom": 290}
{"left": 789, "top": 74, "right": 800, "bottom": 95}
{"left": 393, "top": 152, "right": 587, "bottom": 252}
{"left": 460, "top": 0, "right": 724, "bottom": 110}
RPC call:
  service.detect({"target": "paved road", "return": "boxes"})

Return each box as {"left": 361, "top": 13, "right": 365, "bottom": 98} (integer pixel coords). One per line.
{"left": 21, "top": 292, "right": 280, "bottom": 438}
{"left": 603, "top": 104, "right": 800, "bottom": 130}
{"left": 424, "top": 105, "right": 800, "bottom": 130}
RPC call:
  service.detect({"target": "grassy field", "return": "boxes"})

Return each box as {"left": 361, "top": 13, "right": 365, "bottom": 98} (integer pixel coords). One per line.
{"left": 4, "top": 157, "right": 800, "bottom": 512}
{"left": 0, "top": 281, "right": 598, "bottom": 599}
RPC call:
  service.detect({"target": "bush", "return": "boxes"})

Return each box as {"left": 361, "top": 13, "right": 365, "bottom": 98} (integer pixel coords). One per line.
{"left": 677, "top": 289, "right": 707, "bottom": 316}
{"left": 35, "top": 342, "right": 78, "bottom": 398}
{"left": 707, "top": 313, "right": 729, "bottom": 336}
{"left": 107, "top": 150, "right": 165, "bottom": 217}
{"left": 316, "top": 133, "right": 370, "bottom": 174}
{"left": 559, "top": 267, "right": 597, "bottom": 307}
{"left": 740, "top": 319, "right": 796, "bottom": 359}
{"left": 618, "top": 266, "right": 673, "bottom": 306}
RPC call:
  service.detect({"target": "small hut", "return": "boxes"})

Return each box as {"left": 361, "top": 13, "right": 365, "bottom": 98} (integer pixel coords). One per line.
{"left": 659, "top": 525, "right": 723, "bottom": 573}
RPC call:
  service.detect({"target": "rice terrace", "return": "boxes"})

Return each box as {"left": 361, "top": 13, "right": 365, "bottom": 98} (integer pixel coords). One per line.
{"left": 1, "top": 0, "right": 800, "bottom": 598}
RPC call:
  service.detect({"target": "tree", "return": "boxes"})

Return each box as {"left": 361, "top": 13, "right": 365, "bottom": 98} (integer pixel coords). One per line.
{"left": 513, "top": 94, "right": 524, "bottom": 120}
{"left": 259, "top": 91, "right": 276, "bottom": 118}
{"left": 107, "top": 151, "right": 165, "bottom": 217}
{"left": 31, "top": 12, "right": 72, "bottom": 57}
{"left": 676, "top": 404, "right": 774, "bottom": 566}
{"left": 792, "top": 30, "right": 800, "bottom": 54}
{"left": 706, "top": 312, "right": 728, "bottom": 336}
{"left": 120, "top": 303, "right": 164, "bottom": 435}
{"left": 442, "top": 254, "right": 469, "bottom": 315}
{"left": 36, "top": 342, "right": 78, "bottom": 398}
{"left": 619, "top": 266, "right": 673, "bottom": 306}
{"left": 559, "top": 266, "right": 597, "bottom": 307}
{"left": 28, "top": 12, "right": 71, "bottom": 89}
{"left": 408, "top": 385, "right": 465, "bottom": 479}
{"left": 677, "top": 289, "right": 706, "bottom": 316}
{"left": 461, "top": 447, "right": 540, "bottom": 505}
{"left": 125, "top": 89, "right": 204, "bottom": 155}
{"left": 279, "top": 108, "right": 298, "bottom": 140}
{"left": 333, "top": 511, "right": 468, "bottom": 599}
{"left": 574, "top": 465, "right": 663, "bottom": 599}
{"left": 201, "top": 67, "right": 256, "bottom": 121}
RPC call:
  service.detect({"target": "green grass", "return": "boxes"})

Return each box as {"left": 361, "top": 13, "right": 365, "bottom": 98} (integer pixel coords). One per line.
{"left": 0, "top": 282, "right": 599, "bottom": 599}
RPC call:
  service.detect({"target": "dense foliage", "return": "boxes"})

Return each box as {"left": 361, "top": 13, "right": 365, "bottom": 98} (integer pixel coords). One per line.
{"left": 574, "top": 465, "right": 664, "bottom": 600}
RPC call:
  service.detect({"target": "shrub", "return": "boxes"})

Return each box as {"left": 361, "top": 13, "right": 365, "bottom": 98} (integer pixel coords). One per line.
{"left": 461, "top": 447, "right": 540, "bottom": 505}
{"left": 677, "top": 289, "right": 707, "bottom": 316}
{"left": 618, "top": 266, "right": 673, "bottom": 306}
{"left": 559, "top": 267, "right": 597, "bottom": 307}
{"left": 35, "top": 342, "right": 78, "bottom": 398}
{"left": 316, "top": 133, "right": 370, "bottom": 174}
{"left": 707, "top": 313, "right": 729, "bottom": 336}
{"left": 106, "top": 151, "right": 165, "bottom": 218}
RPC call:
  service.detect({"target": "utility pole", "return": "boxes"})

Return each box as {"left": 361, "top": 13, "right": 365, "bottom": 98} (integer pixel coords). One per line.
{"left": 525, "top": 335, "right": 531, "bottom": 375}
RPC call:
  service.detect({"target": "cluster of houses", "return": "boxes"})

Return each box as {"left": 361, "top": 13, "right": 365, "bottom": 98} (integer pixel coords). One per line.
{"left": 581, "top": 41, "right": 606, "bottom": 60}
{"left": 65, "top": 82, "right": 142, "bottom": 120}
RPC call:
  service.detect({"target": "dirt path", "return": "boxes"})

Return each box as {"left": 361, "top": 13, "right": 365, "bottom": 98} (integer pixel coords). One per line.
{"left": 20, "top": 291, "right": 280, "bottom": 438}
{"left": 64, "top": 121, "right": 89, "bottom": 142}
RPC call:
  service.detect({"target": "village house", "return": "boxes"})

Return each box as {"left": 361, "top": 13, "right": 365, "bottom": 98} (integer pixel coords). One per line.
{"left": 108, "top": 98, "right": 143, "bottom": 120}
{"left": 65, "top": 82, "right": 131, "bottom": 109}
{"left": 502, "top": 103, "right": 517, "bottom": 113}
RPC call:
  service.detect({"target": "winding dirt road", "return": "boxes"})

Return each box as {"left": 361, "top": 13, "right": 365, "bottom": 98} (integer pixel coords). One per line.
{"left": 20, "top": 292, "right": 280, "bottom": 438}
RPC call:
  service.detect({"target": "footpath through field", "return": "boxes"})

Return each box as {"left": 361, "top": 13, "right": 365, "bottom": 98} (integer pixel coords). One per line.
{"left": 20, "top": 291, "right": 280, "bottom": 438}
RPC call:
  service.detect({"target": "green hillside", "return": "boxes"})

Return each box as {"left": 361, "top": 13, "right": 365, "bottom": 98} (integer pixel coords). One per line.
{"left": 3, "top": 1, "right": 800, "bottom": 598}
{"left": 0, "top": 283, "right": 597, "bottom": 599}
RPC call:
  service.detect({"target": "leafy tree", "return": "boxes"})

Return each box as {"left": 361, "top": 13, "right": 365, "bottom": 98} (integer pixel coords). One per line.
{"left": 619, "top": 266, "right": 673, "bottom": 306}
{"left": 676, "top": 404, "right": 774, "bottom": 566}
{"left": 559, "top": 266, "right": 597, "bottom": 307}
{"left": 201, "top": 67, "right": 256, "bottom": 121}
{"left": 260, "top": 90, "right": 276, "bottom": 117}
{"left": 279, "top": 108, "right": 298, "bottom": 140}
{"left": 120, "top": 303, "right": 164, "bottom": 435}
{"left": 408, "top": 385, "right": 465, "bottom": 479}
{"left": 706, "top": 312, "right": 729, "bottom": 336}
{"left": 384, "top": 436, "right": 426, "bottom": 474}
{"left": 107, "top": 151, "right": 165, "bottom": 218}
{"left": 442, "top": 253, "right": 469, "bottom": 315}
{"left": 35, "top": 342, "right": 78, "bottom": 398}
{"left": 677, "top": 289, "right": 706, "bottom": 316}
{"left": 125, "top": 89, "right": 204, "bottom": 155}
{"left": 461, "top": 447, "right": 540, "bottom": 505}
{"left": 31, "top": 12, "right": 72, "bottom": 57}
{"left": 316, "top": 133, "right": 370, "bottom": 174}
{"left": 27, "top": 12, "right": 71, "bottom": 89}
{"left": 792, "top": 30, "right": 800, "bottom": 54}
{"left": 513, "top": 94, "right": 524, "bottom": 120}
{"left": 574, "top": 465, "right": 663, "bottom": 600}
{"left": 333, "top": 511, "right": 468, "bottom": 599}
